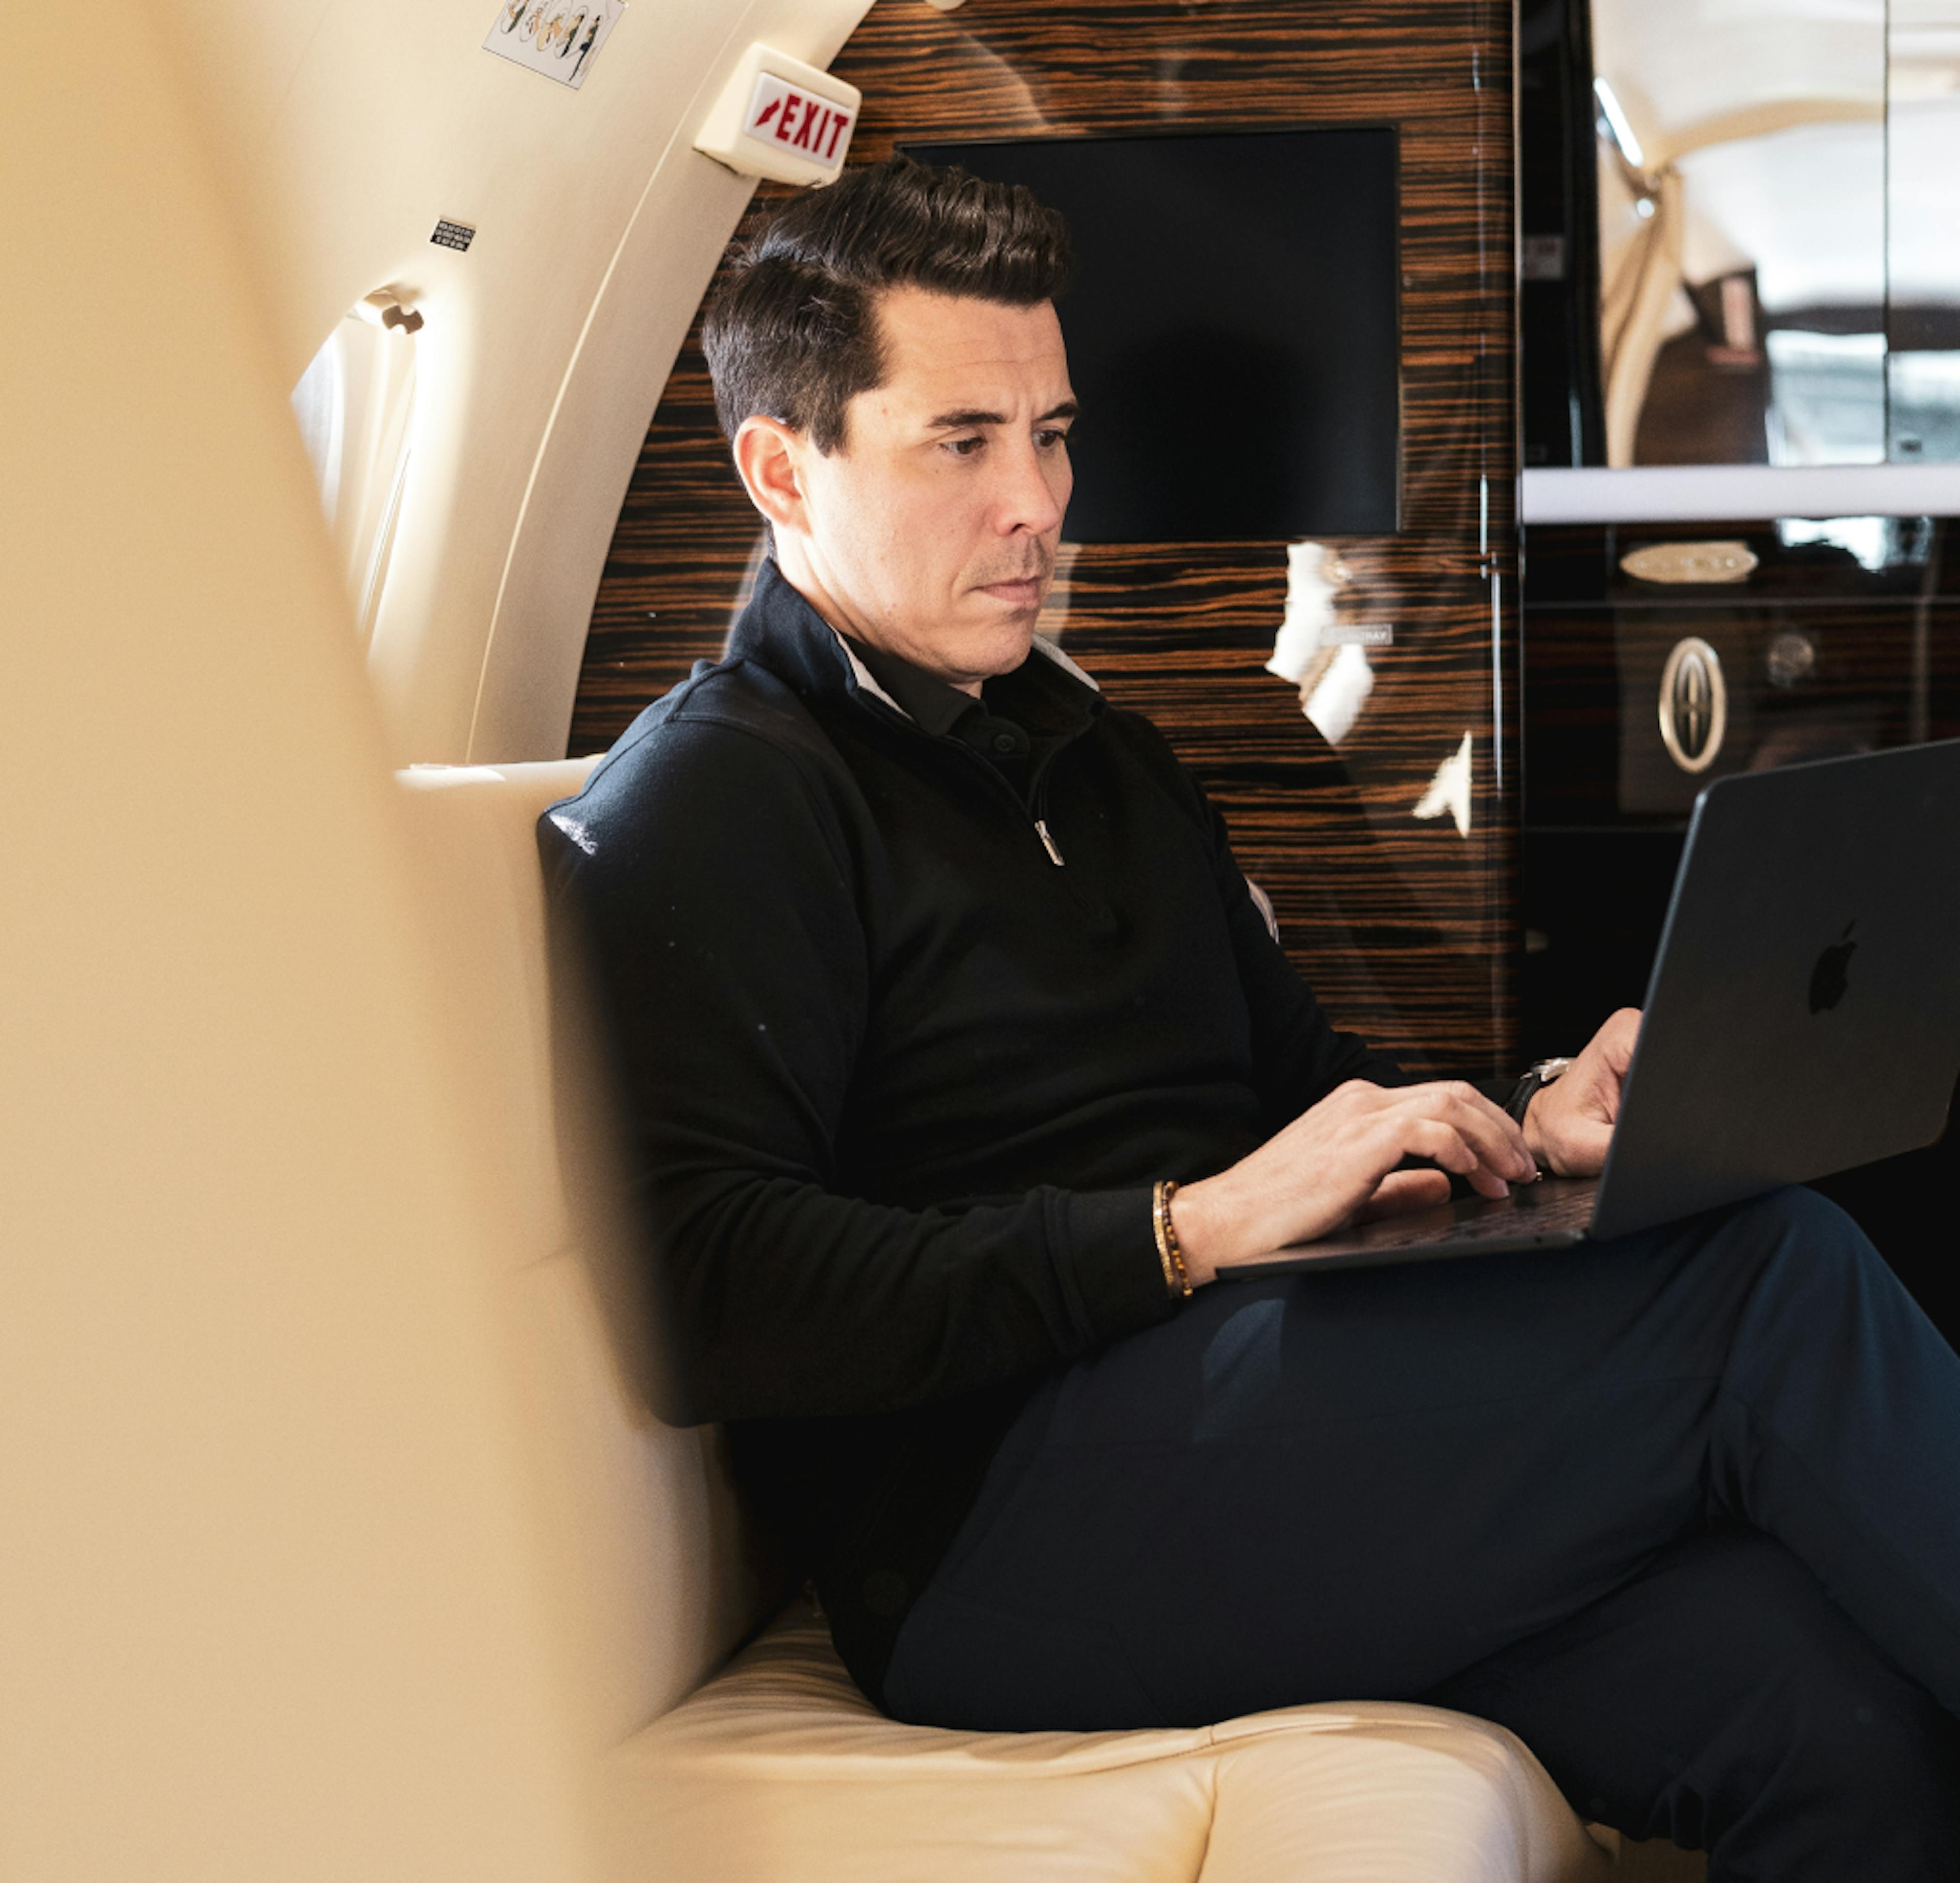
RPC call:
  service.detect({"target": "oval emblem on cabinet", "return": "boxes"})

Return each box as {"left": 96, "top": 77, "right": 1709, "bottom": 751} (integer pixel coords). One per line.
{"left": 1657, "top": 636, "right": 1727, "bottom": 773}
{"left": 1621, "top": 540, "right": 1759, "bottom": 585}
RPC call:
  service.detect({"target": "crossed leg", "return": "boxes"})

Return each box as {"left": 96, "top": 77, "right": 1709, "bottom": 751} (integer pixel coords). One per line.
{"left": 884, "top": 1189, "right": 1960, "bottom": 1872}
{"left": 1425, "top": 1527, "right": 1960, "bottom": 1877}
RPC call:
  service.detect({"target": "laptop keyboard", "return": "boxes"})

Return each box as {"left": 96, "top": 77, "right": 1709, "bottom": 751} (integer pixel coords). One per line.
{"left": 1440, "top": 1179, "right": 1598, "bottom": 1238}
{"left": 1237, "top": 1176, "right": 1603, "bottom": 1276}
{"left": 1325, "top": 1177, "right": 1599, "bottom": 1255}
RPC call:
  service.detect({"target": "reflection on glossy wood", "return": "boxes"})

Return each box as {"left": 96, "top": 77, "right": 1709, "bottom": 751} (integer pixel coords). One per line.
{"left": 575, "top": 0, "right": 1520, "bottom": 1073}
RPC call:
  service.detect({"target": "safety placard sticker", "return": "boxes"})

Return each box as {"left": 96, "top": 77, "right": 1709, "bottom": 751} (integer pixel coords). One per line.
{"left": 484, "top": 0, "right": 625, "bottom": 90}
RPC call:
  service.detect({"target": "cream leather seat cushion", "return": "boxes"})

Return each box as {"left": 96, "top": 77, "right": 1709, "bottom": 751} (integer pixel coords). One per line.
{"left": 607, "top": 1614, "right": 1610, "bottom": 1882}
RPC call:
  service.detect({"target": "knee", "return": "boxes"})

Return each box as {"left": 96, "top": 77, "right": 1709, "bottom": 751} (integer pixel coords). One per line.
{"left": 1725, "top": 1184, "right": 1871, "bottom": 1262}
{"left": 1714, "top": 1184, "right": 1896, "bottom": 1314}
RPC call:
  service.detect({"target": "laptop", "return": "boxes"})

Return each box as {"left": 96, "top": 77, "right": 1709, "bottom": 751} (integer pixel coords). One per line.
{"left": 1232, "top": 738, "right": 1960, "bottom": 1277}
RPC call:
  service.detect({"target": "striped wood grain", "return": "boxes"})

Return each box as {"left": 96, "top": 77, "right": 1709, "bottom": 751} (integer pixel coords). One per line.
{"left": 574, "top": 0, "right": 1519, "bottom": 1072}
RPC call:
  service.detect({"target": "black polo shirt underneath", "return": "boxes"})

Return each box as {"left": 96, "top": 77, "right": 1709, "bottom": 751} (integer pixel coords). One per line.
{"left": 842, "top": 630, "right": 1073, "bottom": 806}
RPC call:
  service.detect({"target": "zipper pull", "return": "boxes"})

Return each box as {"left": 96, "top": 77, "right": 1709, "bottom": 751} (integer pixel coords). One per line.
{"left": 1035, "top": 819, "right": 1065, "bottom": 866}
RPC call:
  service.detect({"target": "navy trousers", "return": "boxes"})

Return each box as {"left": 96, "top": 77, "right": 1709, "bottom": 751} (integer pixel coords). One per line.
{"left": 884, "top": 1189, "right": 1960, "bottom": 1878}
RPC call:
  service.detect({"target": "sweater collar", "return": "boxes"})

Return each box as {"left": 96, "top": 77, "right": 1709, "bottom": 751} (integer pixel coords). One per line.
{"left": 726, "top": 556, "right": 1102, "bottom": 731}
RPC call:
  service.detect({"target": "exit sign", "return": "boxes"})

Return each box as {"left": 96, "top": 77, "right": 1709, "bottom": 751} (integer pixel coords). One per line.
{"left": 742, "top": 71, "right": 853, "bottom": 169}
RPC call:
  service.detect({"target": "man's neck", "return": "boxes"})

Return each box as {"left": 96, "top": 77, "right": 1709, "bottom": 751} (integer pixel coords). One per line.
{"left": 770, "top": 542, "right": 986, "bottom": 701}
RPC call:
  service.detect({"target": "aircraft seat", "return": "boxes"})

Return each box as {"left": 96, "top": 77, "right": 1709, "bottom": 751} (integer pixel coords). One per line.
{"left": 395, "top": 757, "right": 1614, "bottom": 1883}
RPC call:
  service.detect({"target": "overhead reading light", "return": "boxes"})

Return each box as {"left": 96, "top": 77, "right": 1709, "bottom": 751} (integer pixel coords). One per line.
{"left": 1593, "top": 77, "right": 1647, "bottom": 170}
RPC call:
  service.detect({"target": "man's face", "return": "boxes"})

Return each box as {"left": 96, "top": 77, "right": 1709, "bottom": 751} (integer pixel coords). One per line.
{"left": 764, "top": 286, "right": 1076, "bottom": 692}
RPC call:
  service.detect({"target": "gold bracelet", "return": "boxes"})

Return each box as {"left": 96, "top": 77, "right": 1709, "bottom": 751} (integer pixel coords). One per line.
{"left": 1153, "top": 1179, "right": 1193, "bottom": 1299}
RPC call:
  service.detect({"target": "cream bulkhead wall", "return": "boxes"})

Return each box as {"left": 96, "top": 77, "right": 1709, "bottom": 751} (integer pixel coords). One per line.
{"left": 4, "top": 1, "right": 622, "bottom": 1874}
{"left": 159, "top": 0, "right": 875, "bottom": 764}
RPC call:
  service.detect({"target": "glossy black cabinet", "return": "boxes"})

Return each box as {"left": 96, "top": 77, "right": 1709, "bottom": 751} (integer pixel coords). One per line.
{"left": 1521, "top": 516, "right": 1960, "bottom": 1334}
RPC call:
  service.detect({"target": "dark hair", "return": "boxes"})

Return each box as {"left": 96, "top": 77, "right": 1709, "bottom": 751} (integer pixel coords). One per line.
{"left": 701, "top": 154, "right": 1072, "bottom": 455}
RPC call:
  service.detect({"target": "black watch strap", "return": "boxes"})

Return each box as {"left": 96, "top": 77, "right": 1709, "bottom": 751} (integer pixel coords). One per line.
{"left": 1505, "top": 1056, "right": 1572, "bottom": 1124}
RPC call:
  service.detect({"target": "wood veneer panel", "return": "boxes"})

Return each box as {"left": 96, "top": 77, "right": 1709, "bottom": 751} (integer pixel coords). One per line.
{"left": 574, "top": 0, "right": 1518, "bottom": 1073}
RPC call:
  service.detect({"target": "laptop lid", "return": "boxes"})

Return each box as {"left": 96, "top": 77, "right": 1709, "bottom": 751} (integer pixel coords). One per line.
{"left": 1591, "top": 737, "right": 1960, "bottom": 1241}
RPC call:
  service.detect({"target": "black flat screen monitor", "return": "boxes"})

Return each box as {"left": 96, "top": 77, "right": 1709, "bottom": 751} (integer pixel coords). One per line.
{"left": 904, "top": 128, "right": 1401, "bottom": 541}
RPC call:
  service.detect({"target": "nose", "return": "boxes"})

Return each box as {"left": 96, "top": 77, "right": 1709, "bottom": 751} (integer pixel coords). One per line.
{"left": 991, "top": 432, "right": 1068, "bottom": 539}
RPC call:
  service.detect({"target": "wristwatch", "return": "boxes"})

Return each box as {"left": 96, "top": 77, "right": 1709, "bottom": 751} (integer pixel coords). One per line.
{"left": 1505, "top": 1056, "right": 1572, "bottom": 1125}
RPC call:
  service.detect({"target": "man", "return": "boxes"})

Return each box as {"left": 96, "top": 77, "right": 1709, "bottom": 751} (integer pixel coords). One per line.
{"left": 543, "top": 157, "right": 1960, "bottom": 1873}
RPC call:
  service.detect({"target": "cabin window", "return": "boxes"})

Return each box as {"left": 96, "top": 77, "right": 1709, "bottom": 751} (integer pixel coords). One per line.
{"left": 289, "top": 299, "right": 419, "bottom": 646}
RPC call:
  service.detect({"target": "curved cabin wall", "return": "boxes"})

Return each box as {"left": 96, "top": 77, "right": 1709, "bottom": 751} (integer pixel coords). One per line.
{"left": 572, "top": 0, "right": 1522, "bottom": 1073}
{"left": 156, "top": 0, "right": 874, "bottom": 765}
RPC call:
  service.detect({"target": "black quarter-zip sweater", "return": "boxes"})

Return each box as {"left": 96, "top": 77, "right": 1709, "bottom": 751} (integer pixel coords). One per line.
{"left": 542, "top": 559, "right": 1446, "bottom": 1705}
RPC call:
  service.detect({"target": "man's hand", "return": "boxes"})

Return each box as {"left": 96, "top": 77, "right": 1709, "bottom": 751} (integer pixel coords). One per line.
{"left": 1170, "top": 1079, "right": 1536, "bottom": 1285}
{"left": 1523, "top": 1008, "right": 1641, "bottom": 1178}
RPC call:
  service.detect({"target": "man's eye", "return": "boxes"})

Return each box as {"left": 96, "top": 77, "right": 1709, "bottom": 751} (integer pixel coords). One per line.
{"left": 1035, "top": 428, "right": 1071, "bottom": 451}
{"left": 945, "top": 435, "right": 985, "bottom": 457}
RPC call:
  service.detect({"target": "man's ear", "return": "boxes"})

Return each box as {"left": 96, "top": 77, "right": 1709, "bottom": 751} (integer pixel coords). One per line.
{"left": 732, "top": 415, "right": 814, "bottom": 536}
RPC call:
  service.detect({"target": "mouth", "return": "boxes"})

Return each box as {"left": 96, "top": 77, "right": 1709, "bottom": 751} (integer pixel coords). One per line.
{"left": 972, "top": 566, "right": 1050, "bottom": 610}
{"left": 978, "top": 577, "right": 1044, "bottom": 607}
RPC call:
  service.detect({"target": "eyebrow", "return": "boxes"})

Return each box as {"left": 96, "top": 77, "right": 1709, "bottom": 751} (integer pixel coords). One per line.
{"left": 926, "top": 399, "right": 1080, "bottom": 431}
